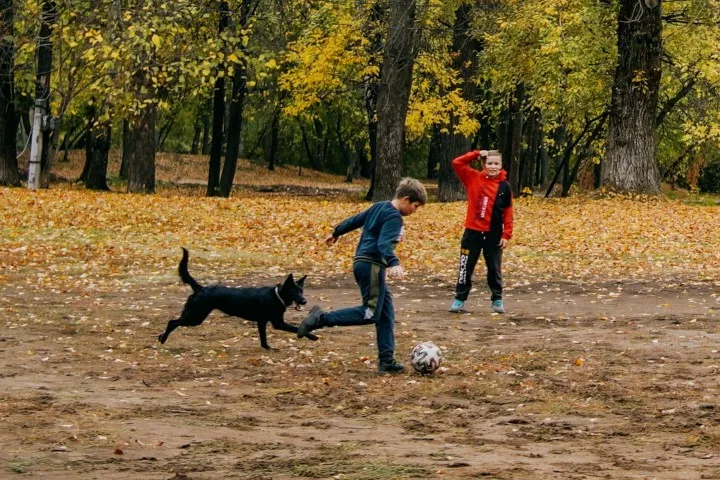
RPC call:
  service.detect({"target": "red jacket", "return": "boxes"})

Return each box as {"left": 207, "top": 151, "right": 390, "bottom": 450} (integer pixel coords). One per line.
{"left": 452, "top": 150, "right": 514, "bottom": 240}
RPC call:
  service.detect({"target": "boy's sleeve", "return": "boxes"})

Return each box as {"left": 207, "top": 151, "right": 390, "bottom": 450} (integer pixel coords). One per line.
{"left": 502, "top": 191, "right": 514, "bottom": 240}
{"left": 332, "top": 208, "right": 369, "bottom": 238}
{"left": 377, "top": 215, "right": 403, "bottom": 267}
{"left": 452, "top": 150, "right": 481, "bottom": 186}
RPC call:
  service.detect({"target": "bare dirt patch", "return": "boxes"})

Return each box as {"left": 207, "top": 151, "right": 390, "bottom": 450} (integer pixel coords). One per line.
{"left": 2, "top": 271, "right": 720, "bottom": 479}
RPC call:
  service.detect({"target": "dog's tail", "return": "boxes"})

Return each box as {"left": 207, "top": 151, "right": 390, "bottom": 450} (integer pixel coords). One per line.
{"left": 179, "top": 248, "right": 202, "bottom": 293}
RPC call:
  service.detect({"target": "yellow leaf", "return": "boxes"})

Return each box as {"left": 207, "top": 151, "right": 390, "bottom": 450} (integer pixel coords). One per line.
{"left": 151, "top": 34, "right": 161, "bottom": 48}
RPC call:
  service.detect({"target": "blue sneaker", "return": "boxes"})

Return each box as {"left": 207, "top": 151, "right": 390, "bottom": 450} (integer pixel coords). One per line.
{"left": 492, "top": 300, "right": 505, "bottom": 314}
{"left": 449, "top": 299, "right": 465, "bottom": 313}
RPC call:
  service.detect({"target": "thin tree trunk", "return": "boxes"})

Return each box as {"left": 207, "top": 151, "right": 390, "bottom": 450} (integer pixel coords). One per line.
{"left": 438, "top": 2, "right": 481, "bottom": 202}
{"left": 190, "top": 108, "right": 202, "bottom": 154}
{"left": 219, "top": 0, "right": 254, "bottom": 197}
{"left": 334, "top": 113, "right": 352, "bottom": 180}
{"left": 508, "top": 84, "right": 524, "bottom": 196}
{"left": 0, "top": 0, "right": 20, "bottom": 186}
{"left": 602, "top": 0, "right": 662, "bottom": 193}
{"left": 37, "top": 0, "right": 57, "bottom": 189}
{"left": 207, "top": 1, "right": 229, "bottom": 196}
{"left": 426, "top": 125, "right": 440, "bottom": 180}
{"left": 83, "top": 104, "right": 111, "bottom": 190}
{"left": 120, "top": 119, "right": 130, "bottom": 179}
{"left": 126, "top": 102, "right": 156, "bottom": 193}
{"left": 267, "top": 107, "right": 280, "bottom": 171}
{"left": 362, "top": 0, "right": 384, "bottom": 200}
{"left": 372, "top": 0, "right": 417, "bottom": 201}
{"left": 201, "top": 101, "right": 211, "bottom": 155}
{"left": 537, "top": 128, "right": 548, "bottom": 186}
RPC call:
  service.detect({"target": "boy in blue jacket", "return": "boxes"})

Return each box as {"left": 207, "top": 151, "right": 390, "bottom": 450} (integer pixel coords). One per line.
{"left": 298, "top": 178, "right": 427, "bottom": 374}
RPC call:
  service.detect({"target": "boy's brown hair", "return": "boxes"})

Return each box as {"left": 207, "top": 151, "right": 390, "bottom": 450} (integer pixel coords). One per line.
{"left": 481, "top": 150, "right": 503, "bottom": 161}
{"left": 394, "top": 177, "right": 428, "bottom": 205}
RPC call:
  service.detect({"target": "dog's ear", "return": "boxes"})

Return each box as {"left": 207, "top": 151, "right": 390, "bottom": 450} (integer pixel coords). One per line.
{"left": 283, "top": 274, "right": 294, "bottom": 287}
{"left": 297, "top": 275, "right": 307, "bottom": 286}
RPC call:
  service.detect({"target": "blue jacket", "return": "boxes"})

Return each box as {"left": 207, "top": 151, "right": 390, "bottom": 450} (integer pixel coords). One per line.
{"left": 333, "top": 201, "right": 403, "bottom": 267}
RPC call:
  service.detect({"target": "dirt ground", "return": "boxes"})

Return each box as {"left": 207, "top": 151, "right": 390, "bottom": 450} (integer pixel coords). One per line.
{"left": 2, "top": 270, "right": 720, "bottom": 480}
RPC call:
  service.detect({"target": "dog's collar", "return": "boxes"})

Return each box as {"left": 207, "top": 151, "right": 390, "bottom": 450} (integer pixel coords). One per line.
{"left": 274, "top": 286, "right": 288, "bottom": 308}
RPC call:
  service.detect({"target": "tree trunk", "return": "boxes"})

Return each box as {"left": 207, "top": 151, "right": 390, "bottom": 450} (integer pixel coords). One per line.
{"left": 602, "top": 0, "right": 662, "bottom": 193}
{"left": 201, "top": 101, "right": 211, "bottom": 155}
{"left": 207, "top": 1, "right": 229, "bottom": 196}
{"left": 537, "top": 128, "right": 548, "bottom": 186}
{"left": 520, "top": 111, "right": 538, "bottom": 193}
{"left": 0, "top": 0, "right": 19, "bottom": 186}
{"left": 437, "top": 127, "right": 470, "bottom": 202}
{"left": 83, "top": 104, "right": 111, "bottom": 191}
{"left": 508, "top": 84, "right": 524, "bottom": 196}
{"left": 372, "top": 0, "right": 417, "bottom": 201}
{"left": 126, "top": 103, "right": 156, "bottom": 194}
{"left": 362, "top": 0, "right": 384, "bottom": 200}
{"left": 437, "top": 2, "right": 481, "bottom": 203}
{"left": 347, "top": 140, "right": 364, "bottom": 182}
{"left": 120, "top": 119, "right": 129, "bottom": 179}
{"left": 266, "top": 108, "right": 280, "bottom": 171}
{"left": 426, "top": 125, "right": 440, "bottom": 180}
{"left": 190, "top": 105, "right": 202, "bottom": 154}
{"left": 219, "top": 0, "right": 254, "bottom": 197}
{"left": 37, "top": 0, "right": 57, "bottom": 189}
{"left": 334, "top": 113, "right": 352, "bottom": 180}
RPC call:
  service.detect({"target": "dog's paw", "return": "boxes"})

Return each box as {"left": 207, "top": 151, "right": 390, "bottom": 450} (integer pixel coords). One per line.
{"left": 158, "top": 334, "right": 167, "bottom": 344}
{"left": 262, "top": 344, "right": 277, "bottom": 350}
{"left": 305, "top": 333, "right": 319, "bottom": 341}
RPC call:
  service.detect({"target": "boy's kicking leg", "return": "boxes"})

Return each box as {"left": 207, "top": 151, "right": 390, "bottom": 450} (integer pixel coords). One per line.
{"left": 298, "top": 261, "right": 404, "bottom": 374}
{"left": 298, "top": 261, "right": 382, "bottom": 336}
{"left": 450, "top": 229, "right": 483, "bottom": 312}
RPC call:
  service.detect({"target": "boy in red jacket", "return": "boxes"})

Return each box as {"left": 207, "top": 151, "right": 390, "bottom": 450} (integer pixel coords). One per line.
{"left": 449, "top": 149, "right": 513, "bottom": 314}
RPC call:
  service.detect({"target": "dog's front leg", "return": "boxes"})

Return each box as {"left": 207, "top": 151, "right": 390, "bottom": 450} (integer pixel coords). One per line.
{"left": 272, "top": 319, "right": 319, "bottom": 341}
{"left": 257, "top": 321, "right": 274, "bottom": 350}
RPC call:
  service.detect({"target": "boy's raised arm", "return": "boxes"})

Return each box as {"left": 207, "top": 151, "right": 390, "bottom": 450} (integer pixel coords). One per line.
{"left": 452, "top": 150, "right": 484, "bottom": 185}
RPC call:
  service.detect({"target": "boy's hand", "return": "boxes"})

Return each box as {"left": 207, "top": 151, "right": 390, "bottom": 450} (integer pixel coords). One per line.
{"left": 498, "top": 238, "right": 509, "bottom": 249}
{"left": 325, "top": 234, "right": 338, "bottom": 246}
{"left": 478, "top": 149, "right": 488, "bottom": 158}
{"left": 388, "top": 265, "right": 404, "bottom": 280}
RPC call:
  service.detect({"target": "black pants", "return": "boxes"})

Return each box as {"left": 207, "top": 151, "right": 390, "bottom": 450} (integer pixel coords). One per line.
{"left": 454, "top": 228, "right": 503, "bottom": 302}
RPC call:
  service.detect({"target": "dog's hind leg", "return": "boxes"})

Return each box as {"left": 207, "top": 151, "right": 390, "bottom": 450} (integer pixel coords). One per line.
{"left": 158, "top": 319, "right": 182, "bottom": 344}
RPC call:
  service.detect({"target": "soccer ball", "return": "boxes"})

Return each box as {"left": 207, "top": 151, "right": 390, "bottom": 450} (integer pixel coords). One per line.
{"left": 410, "top": 341, "right": 443, "bottom": 374}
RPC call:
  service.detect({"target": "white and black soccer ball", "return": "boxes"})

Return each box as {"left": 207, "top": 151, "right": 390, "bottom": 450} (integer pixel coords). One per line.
{"left": 410, "top": 341, "right": 443, "bottom": 375}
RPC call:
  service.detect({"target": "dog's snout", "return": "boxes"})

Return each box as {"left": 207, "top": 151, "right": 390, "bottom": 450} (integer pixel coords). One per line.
{"left": 298, "top": 298, "right": 307, "bottom": 305}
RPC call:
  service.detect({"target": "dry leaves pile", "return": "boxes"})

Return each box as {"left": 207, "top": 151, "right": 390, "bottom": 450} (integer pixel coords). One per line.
{"left": 1, "top": 186, "right": 719, "bottom": 291}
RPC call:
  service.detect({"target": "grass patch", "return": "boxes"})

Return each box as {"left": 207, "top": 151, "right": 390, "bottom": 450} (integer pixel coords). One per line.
{"left": 7, "top": 458, "right": 33, "bottom": 474}
{"left": 291, "top": 459, "right": 431, "bottom": 479}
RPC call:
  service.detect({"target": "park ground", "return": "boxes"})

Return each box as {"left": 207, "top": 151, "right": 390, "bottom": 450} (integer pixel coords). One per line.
{"left": 2, "top": 153, "right": 720, "bottom": 479}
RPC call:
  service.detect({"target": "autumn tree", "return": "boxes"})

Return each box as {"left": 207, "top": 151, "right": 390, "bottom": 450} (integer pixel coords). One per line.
{"left": 602, "top": 0, "right": 663, "bottom": 193}
{"left": 372, "top": 0, "right": 419, "bottom": 201}
{"left": 0, "top": 0, "right": 20, "bottom": 186}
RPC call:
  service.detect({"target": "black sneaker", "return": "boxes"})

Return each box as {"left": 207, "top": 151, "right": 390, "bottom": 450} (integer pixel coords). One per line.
{"left": 377, "top": 360, "right": 405, "bottom": 375}
{"left": 297, "top": 305, "right": 325, "bottom": 338}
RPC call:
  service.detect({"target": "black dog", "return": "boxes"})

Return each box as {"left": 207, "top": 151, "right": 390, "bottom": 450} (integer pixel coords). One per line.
{"left": 158, "top": 248, "right": 318, "bottom": 349}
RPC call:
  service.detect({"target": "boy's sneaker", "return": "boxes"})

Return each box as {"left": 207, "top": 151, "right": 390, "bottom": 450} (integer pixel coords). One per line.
{"left": 448, "top": 299, "right": 465, "bottom": 313}
{"left": 492, "top": 300, "right": 505, "bottom": 314}
{"left": 297, "top": 305, "right": 325, "bottom": 338}
{"left": 377, "top": 360, "right": 405, "bottom": 375}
